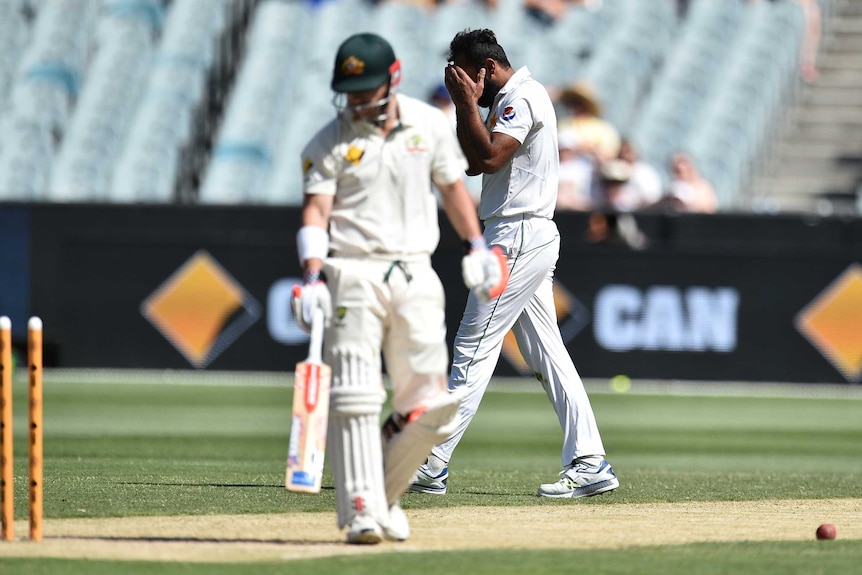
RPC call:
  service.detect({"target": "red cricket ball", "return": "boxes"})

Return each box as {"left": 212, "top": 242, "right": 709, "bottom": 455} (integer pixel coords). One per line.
{"left": 816, "top": 523, "right": 837, "bottom": 540}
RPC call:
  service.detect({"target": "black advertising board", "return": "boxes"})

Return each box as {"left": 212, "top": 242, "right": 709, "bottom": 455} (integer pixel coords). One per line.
{"left": 0, "top": 206, "right": 30, "bottom": 340}
{"left": 26, "top": 204, "right": 299, "bottom": 370}
{"left": 2, "top": 203, "right": 859, "bottom": 384}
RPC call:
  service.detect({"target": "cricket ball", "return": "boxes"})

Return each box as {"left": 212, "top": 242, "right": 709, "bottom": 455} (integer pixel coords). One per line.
{"left": 816, "top": 523, "right": 837, "bottom": 540}
{"left": 610, "top": 374, "right": 632, "bottom": 393}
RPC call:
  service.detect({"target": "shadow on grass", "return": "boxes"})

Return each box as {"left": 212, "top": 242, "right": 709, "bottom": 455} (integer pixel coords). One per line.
{"left": 50, "top": 535, "right": 340, "bottom": 545}
{"left": 118, "top": 482, "right": 336, "bottom": 490}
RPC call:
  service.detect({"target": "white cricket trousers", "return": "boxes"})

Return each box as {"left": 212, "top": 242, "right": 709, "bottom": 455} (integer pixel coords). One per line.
{"left": 432, "top": 215, "right": 606, "bottom": 467}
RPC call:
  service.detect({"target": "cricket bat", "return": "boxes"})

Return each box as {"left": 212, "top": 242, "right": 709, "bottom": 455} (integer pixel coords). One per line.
{"left": 286, "top": 303, "right": 331, "bottom": 493}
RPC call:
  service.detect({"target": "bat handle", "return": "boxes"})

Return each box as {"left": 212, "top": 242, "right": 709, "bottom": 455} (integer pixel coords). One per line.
{"left": 308, "top": 306, "right": 325, "bottom": 363}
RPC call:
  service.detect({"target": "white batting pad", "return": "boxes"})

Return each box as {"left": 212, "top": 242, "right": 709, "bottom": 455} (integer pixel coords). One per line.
{"left": 329, "top": 383, "right": 388, "bottom": 530}
{"left": 383, "top": 389, "right": 463, "bottom": 504}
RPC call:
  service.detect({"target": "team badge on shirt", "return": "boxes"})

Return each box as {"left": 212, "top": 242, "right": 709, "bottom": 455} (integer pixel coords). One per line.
{"left": 345, "top": 145, "right": 364, "bottom": 165}
{"left": 502, "top": 106, "right": 516, "bottom": 122}
{"left": 334, "top": 306, "right": 348, "bottom": 328}
{"left": 405, "top": 134, "right": 427, "bottom": 153}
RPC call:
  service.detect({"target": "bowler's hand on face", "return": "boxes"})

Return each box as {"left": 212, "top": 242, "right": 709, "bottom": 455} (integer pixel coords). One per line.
{"left": 475, "top": 67, "right": 486, "bottom": 94}
{"left": 443, "top": 63, "right": 462, "bottom": 90}
{"left": 444, "top": 64, "right": 481, "bottom": 106}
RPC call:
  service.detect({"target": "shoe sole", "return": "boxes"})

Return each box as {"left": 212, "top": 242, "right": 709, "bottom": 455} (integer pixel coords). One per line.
{"left": 348, "top": 529, "right": 383, "bottom": 544}
{"left": 406, "top": 483, "right": 447, "bottom": 495}
{"left": 537, "top": 477, "right": 620, "bottom": 499}
{"left": 383, "top": 529, "right": 409, "bottom": 542}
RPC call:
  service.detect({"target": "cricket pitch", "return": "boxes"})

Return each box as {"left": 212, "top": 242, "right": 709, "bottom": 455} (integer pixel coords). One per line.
{"left": 0, "top": 499, "right": 859, "bottom": 563}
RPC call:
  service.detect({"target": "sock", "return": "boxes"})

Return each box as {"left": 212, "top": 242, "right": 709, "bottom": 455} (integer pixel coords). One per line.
{"left": 573, "top": 455, "right": 604, "bottom": 468}
{"left": 427, "top": 453, "right": 448, "bottom": 474}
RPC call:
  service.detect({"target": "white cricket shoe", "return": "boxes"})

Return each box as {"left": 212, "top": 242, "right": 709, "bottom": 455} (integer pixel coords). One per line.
{"left": 383, "top": 502, "right": 410, "bottom": 542}
{"left": 346, "top": 515, "right": 383, "bottom": 544}
{"left": 407, "top": 454, "right": 448, "bottom": 494}
{"left": 537, "top": 458, "right": 620, "bottom": 498}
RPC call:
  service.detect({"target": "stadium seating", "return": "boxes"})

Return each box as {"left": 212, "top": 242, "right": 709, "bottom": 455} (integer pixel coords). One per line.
{"left": 577, "top": 0, "right": 677, "bottom": 131}
{"left": 0, "top": 0, "right": 99, "bottom": 201}
{"left": 116, "top": 0, "right": 235, "bottom": 203}
{"left": 537, "top": 4, "right": 609, "bottom": 83}
{"left": 259, "top": 0, "right": 370, "bottom": 206}
{"left": 198, "top": 0, "right": 301, "bottom": 204}
{"left": 684, "top": 0, "right": 805, "bottom": 208}
{"left": 0, "top": 0, "right": 35, "bottom": 123}
{"left": 0, "top": 0, "right": 833, "bottom": 211}
{"left": 48, "top": 4, "right": 158, "bottom": 201}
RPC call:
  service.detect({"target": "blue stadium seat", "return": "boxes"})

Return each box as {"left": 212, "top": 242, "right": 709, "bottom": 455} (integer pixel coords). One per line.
{"left": 112, "top": 0, "right": 234, "bottom": 203}
{"left": 577, "top": 0, "right": 678, "bottom": 132}
{"left": 629, "top": 0, "right": 747, "bottom": 185}
{"left": 198, "top": 0, "right": 299, "bottom": 204}
{"left": 49, "top": 15, "right": 156, "bottom": 201}
{"left": 0, "top": 0, "right": 814, "bottom": 210}
{"left": 366, "top": 2, "right": 434, "bottom": 99}
{"left": 264, "top": 91, "right": 333, "bottom": 206}
{"left": 0, "top": 0, "right": 34, "bottom": 115}
{"left": 0, "top": 0, "right": 100, "bottom": 201}
{"left": 538, "top": 4, "right": 608, "bottom": 82}
{"left": 683, "top": 0, "right": 805, "bottom": 208}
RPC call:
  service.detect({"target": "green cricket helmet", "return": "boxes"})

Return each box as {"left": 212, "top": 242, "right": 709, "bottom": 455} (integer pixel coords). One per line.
{"left": 331, "top": 33, "right": 402, "bottom": 93}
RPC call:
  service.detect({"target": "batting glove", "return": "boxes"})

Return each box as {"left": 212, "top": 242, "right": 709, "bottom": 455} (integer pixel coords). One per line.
{"left": 461, "top": 237, "right": 510, "bottom": 303}
{"left": 290, "top": 271, "right": 332, "bottom": 333}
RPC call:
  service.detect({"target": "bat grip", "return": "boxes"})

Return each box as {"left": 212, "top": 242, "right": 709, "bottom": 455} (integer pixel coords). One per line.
{"left": 308, "top": 307, "right": 325, "bottom": 363}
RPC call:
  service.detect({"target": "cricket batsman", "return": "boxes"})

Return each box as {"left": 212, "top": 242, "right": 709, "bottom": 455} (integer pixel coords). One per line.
{"left": 290, "top": 32, "right": 508, "bottom": 544}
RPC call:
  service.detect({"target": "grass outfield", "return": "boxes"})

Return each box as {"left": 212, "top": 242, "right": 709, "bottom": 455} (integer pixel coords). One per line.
{"left": 1, "top": 372, "right": 861, "bottom": 573}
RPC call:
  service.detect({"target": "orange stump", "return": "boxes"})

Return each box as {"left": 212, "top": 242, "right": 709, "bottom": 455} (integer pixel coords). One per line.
{"left": 28, "top": 317, "right": 42, "bottom": 542}
{"left": 0, "top": 316, "right": 12, "bottom": 541}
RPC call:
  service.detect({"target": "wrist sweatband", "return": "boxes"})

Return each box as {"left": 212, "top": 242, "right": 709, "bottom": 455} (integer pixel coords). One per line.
{"left": 297, "top": 225, "right": 329, "bottom": 265}
{"left": 465, "top": 235, "right": 487, "bottom": 252}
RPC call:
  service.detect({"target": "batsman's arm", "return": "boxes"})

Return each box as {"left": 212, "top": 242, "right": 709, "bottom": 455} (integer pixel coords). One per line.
{"left": 436, "top": 178, "right": 482, "bottom": 243}
{"left": 298, "top": 193, "right": 334, "bottom": 279}
{"left": 293, "top": 193, "right": 334, "bottom": 332}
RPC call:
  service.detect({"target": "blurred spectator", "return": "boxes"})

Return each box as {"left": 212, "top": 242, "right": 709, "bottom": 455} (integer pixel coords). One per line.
{"left": 364, "top": 0, "right": 441, "bottom": 8}
{"left": 585, "top": 211, "right": 648, "bottom": 249}
{"left": 595, "top": 159, "right": 633, "bottom": 211}
{"left": 582, "top": 154, "right": 649, "bottom": 250}
{"left": 761, "top": 0, "right": 822, "bottom": 83}
{"left": 553, "top": 80, "right": 620, "bottom": 213}
{"left": 429, "top": 82, "right": 456, "bottom": 126}
{"left": 653, "top": 152, "right": 719, "bottom": 213}
{"left": 386, "top": 0, "right": 499, "bottom": 8}
{"left": 674, "top": 0, "right": 691, "bottom": 17}
{"left": 794, "top": 0, "right": 822, "bottom": 83}
{"left": 556, "top": 127, "right": 594, "bottom": 211}
{"left": 614, "top": 139, "right": 663, "bottom": 211}
{"left": 525, "top": 0, "right": 602, "bottom": 25}
{"left": 557, "top": 81, "right": 621, "bottom": 164}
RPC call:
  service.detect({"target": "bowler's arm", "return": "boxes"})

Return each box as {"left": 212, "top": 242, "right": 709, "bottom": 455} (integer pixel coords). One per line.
{"left": 455, "top": 107, "right": 521, "bottom": 176}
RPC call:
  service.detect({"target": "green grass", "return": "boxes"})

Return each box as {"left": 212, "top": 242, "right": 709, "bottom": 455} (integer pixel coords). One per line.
{"left": 2, "top": 542, "right": 862, "bottom": 575}
{"left": 2, "top": 377, "right": 861, "bottom": 573}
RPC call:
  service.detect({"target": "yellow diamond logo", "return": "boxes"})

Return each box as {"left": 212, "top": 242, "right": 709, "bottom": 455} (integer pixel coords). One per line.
{"left": 141, "top": 250, "right": 261, "bottom": 368}
{"left": 501, "top": 283, "right": 589, "bottom": 374}
{"left": 795, "top": 264, "right": 862, "bottom": 382}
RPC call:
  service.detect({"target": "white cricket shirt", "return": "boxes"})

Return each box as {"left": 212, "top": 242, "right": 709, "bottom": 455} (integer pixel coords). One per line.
{"left": 301, "top": 94, "right": 467, "bottom": 257}
{"left": 479, "top": 66, "right": 559, "bottom": 221}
